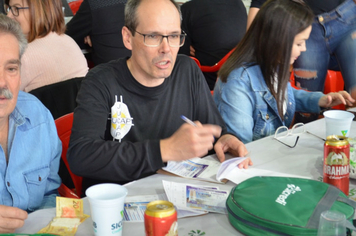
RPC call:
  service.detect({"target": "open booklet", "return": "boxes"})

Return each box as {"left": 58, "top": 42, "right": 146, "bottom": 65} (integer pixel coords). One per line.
{"left": 163, "top": 180, "right": 228, "bottom": 214}
{"left": 160, "top": 154, "right": 307, "bottom": 185}
{"left": 123, "top": 193, "right": 208, "bottom": 222}
{"left": 160, "top": 154, "right": 245, "bottom": 184}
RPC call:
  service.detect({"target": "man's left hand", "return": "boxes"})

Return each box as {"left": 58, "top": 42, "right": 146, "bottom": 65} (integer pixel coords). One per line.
{"left": 214, "top": 134, "right": 253, "bottom": 168}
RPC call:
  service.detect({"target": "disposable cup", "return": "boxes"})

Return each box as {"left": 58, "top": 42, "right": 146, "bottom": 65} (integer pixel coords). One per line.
{"left": 317, "top": 210, "right": 346, "bottom": 236}
{"left": 323, "top": 110, "right": 354, "bottom": 137}
{"left": 86, "top": 183, "right": 128, "bottom": 236}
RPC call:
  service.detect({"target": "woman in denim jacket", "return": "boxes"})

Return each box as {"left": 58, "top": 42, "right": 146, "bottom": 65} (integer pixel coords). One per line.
{"left": 214, "top": 0, "right": 354, "bottom": 144}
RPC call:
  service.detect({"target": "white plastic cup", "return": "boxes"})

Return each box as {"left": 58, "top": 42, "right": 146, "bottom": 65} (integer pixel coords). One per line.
{"left": 317, "top": 210, "right": 346, "bottom": 236}
{"left": 323, "top": 110, "right": 354, "bottom": 137}
{"left": 86, "top": 183, "right": 128, "bottom": 236}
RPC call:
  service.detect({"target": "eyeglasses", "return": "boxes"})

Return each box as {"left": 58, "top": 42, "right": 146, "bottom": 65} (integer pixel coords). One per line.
{"left": 134, "top": 30, "right": 186, "bottom": 47}
{"left": 5, "top": 5, "right": 29, "bottom": 17}
{"left": 274, "top": 123, "right": 305, "bottom": 148}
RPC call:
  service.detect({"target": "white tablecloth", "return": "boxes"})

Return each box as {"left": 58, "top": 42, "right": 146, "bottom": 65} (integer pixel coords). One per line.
{"left": 16, "top": 118, "right": 356, "bottom": 235}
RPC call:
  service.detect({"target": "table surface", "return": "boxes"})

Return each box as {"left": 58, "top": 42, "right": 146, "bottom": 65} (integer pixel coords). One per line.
{"left": 16, "top": 118, "right": 356, "bottom": 235}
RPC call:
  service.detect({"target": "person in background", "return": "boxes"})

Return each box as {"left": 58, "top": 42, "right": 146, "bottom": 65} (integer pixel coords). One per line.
{"left": 0, "top": 0, "right": 5, "bottom": 13}
{"left": 247, "top": 0, "right": 356, "bottom": 123}
{"left": 61, "top": 0, "right": 74, "bottom": 17}
{"left": 0, "top": 15, "right": 61, "bottom": 233}
{"left": 5, "top": 0, "right": 88, "bottom": 92}
{"left": 179, "top": 0, "right": 247, "bottom": 90}
{"left": 68, "top": 0, "right": 252, "bottom": 195}
{"left": 214, "top": 0, "right": 354, "bottom": 144}
{"left": 66, "top": 0, "right": 131, "bottom": 66}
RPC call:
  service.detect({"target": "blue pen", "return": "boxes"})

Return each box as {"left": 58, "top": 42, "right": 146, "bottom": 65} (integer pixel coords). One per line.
{"left": 180, "top": 115, "right": 197, "bottom": 127}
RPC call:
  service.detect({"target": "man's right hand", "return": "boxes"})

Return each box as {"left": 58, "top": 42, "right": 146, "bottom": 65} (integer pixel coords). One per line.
{"left": 160, "top": 121, "right": 222, "bottom": 162}
{"left": 0, "top": 205, "right": 28, "bottom": 233}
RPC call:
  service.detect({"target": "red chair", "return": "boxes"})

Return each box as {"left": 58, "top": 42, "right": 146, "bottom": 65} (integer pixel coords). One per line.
{"left": 290, "top": 70, "right": 345, "bottom": 110}
{"left": 58, "top": 183, "right": 80, "bottom": 199}
{"left": 190, "top": 56, "right": 201, "bottom": 68}
{"left": 324, "top": 71, "right": 345, "bottom": 110}
{"left": 68, "top": 0, "right": 83, "bottom": 15}
{"left": 55, "top": 113, "right": 83, "bottom": 198}
{"left": 191, "top": 48, "right": 235, "bottom": 95}
{"left": 199, "top": 48, "right": 235, "bottom": 73}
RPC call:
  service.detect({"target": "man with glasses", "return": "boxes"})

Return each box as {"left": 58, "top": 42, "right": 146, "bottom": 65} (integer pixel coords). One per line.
{"left": 68, "top": 0, "right": 252, "bottom": 194}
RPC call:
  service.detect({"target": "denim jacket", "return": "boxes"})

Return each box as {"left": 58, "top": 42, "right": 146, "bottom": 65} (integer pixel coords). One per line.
{"left": 214, "top": 65, "right": 324, "bottom": 143}
{"left": 0, "top": 91, "right": 61, "bottom": 212}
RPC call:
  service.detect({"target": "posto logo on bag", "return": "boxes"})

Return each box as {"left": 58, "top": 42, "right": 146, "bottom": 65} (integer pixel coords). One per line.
{"left": 275, "top": 184, "right": 301, "bottom": 206}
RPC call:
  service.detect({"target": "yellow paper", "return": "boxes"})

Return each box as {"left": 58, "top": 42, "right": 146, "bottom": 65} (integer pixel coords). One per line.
{"left": 56, "top": 196, "right": 83, "bottom": 218}
{"left": 37, "top": 197, "right": 89, "bottom": 236}
{"left": 37, "top": 217, "right": 80, "bottom": 236}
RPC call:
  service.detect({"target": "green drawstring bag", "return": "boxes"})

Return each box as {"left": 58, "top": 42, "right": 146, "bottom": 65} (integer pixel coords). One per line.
{"left": 226, "top": 176, "right": 356, "bottom": 236}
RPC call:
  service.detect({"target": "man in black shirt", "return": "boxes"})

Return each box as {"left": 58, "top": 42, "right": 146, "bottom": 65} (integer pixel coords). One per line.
{"left": 68, "top": 0, "right": 252, "bottom": 194}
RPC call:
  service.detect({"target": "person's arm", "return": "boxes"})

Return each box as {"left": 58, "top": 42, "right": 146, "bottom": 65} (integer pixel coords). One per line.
{"left": 178, "top": 3, "right": 191, "bottom": 56}
{"left": 188, "top": 61, "right": 252, "bottom": 166}
{"left": 0, "top": 205, "right": 27, "bottom": 233}
{"left": 246, "top": 7, "right": 260, "bottom": 30}
{"left": 160, "top": 122, "right": 222, "bottom": 162}
{"left": 213, "top": 70, "right": 256, "bottom": 144}
{"left": 38, "top": 111, "right": 61, "bottom": 209}
{"left": 246, "top": 0, "right": 267, "bottom": 30}
{"left": 65, "top": 0, "right": 92, "bottom": 49}
{"left": 318, "top": 91, "right": 355, "bottom": 108}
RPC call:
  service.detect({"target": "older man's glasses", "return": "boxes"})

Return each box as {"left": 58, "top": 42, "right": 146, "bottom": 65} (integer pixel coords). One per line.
{"left": 135, "top": 30, "right": 186, "bottom": 47}
{"left": 5, "top": 5, "right": 29, "bottom": 17}
{"left": 274, "top": 123, "right": 305, "bottom": 148}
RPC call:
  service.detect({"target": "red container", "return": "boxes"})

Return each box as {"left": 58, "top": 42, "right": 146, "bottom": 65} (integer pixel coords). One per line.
{"left": 324, "top": 135, "right": 350, "bottom": 195}
{"left": 144, "top": 200, "right": 178, "bottom": 236}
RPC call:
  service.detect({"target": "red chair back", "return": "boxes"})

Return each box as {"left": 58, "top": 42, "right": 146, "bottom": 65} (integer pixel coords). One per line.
{"left": 68, "top": 0, "right": 83, "bottom": 15}
{"left": 199, "top": 48, "right": 235, "bottom": 73}
{"left": 55, "top": 113, "right": 83, "bottom": 197}
{"left": 190, "top": 56, "right": 201, "bottom": 68}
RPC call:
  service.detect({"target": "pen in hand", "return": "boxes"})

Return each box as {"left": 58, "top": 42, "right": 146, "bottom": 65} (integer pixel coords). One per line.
{"left": 180, "top": 115, "right": 197, "bottom": 127}
{"left": 181, "top": 115, "right": 217, "bottom": 142}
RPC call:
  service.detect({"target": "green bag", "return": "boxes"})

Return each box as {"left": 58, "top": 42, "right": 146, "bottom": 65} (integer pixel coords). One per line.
{"left": 226, "top": 176, "right": 356, "bottom": 236}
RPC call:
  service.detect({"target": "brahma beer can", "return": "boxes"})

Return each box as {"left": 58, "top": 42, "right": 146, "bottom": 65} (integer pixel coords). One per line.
{"left": 144, "top": 200, "right": 178, "bottom": 236}
{"left": 324, "top": 135, "right": 350, "bottom": 195}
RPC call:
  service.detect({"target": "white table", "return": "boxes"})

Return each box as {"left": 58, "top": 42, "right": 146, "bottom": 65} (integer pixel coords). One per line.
{"left": 16, "top": 118, "right": 356, "bottom": 235}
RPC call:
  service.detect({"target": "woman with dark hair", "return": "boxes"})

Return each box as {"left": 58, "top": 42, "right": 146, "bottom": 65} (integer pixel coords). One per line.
{"left": 247, "top": 0, "right": 356, "bottom": 123}
{"left": 214, "top": 0, "right": 354, "bottom": 144}
{"left": 5, "top": 0, "right": 88, "bottom": 92}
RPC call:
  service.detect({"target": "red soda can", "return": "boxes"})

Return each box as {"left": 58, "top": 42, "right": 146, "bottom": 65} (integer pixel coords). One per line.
{"left": 323, "top": 135, "right": 350, "bottom": 195}
{"left": 144, "top": 200, "right": 178, "bottom": 236}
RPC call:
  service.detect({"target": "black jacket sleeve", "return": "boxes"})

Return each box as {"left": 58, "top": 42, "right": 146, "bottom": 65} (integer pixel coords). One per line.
{"left": 65, "top": 0, "right": 92, "bottom": 49}
{"left": 0, "top": 0, "right": 5, "bottom": 14}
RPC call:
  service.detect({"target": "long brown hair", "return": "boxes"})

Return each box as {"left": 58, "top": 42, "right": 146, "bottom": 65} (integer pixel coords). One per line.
{"left": 218, "top": 0, "right": 313, "bottom": 118}
{"left": 5, "top": 0, "right": 65, "bottom": 42}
